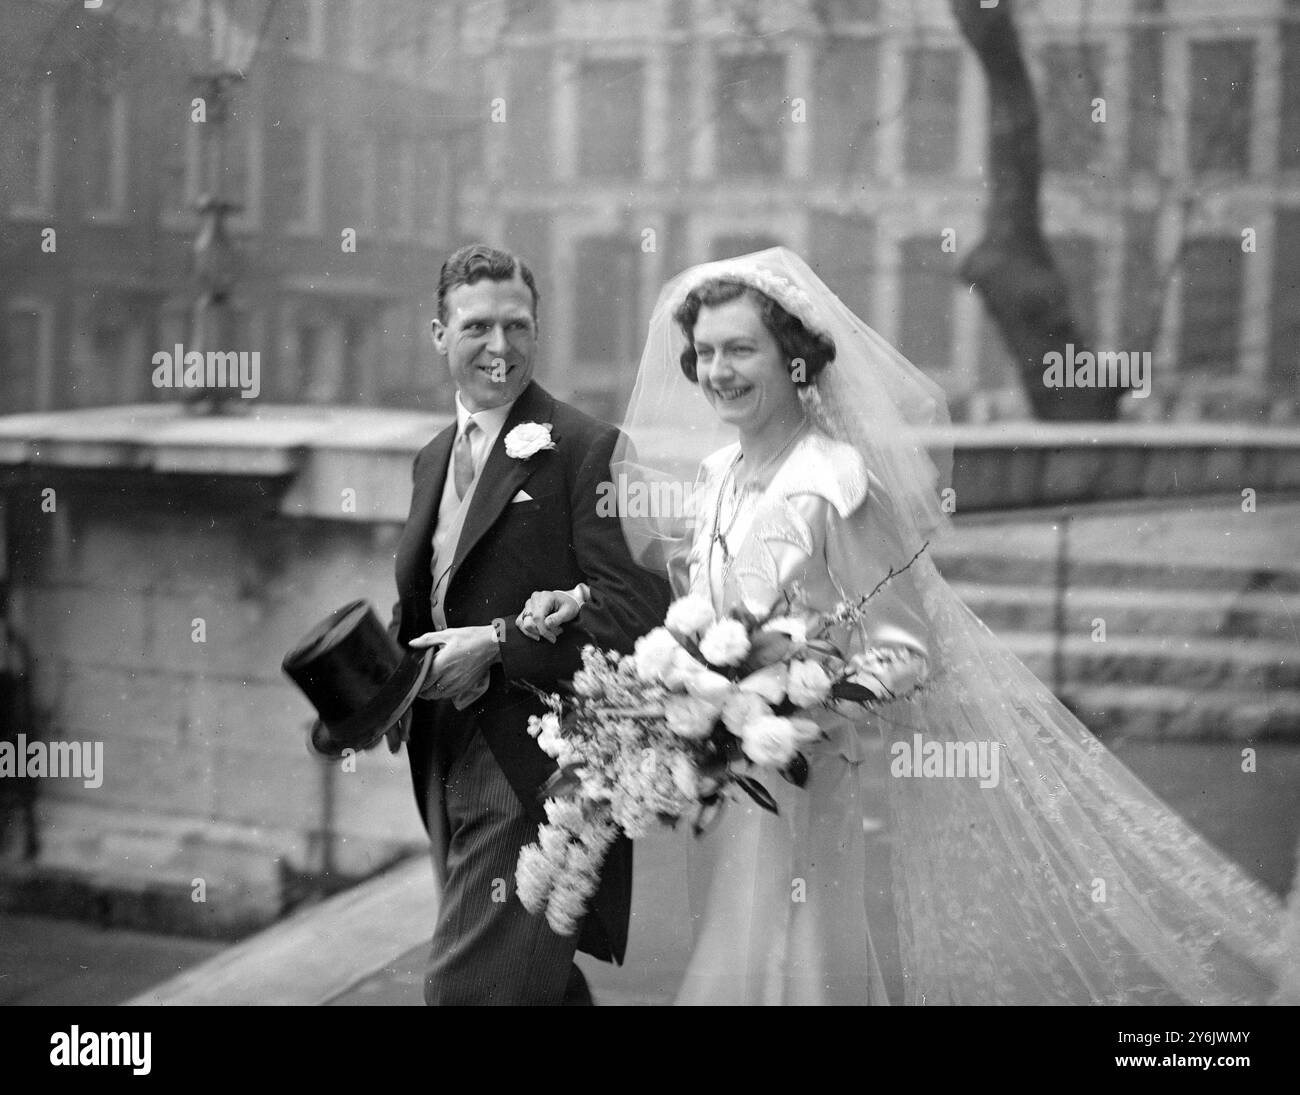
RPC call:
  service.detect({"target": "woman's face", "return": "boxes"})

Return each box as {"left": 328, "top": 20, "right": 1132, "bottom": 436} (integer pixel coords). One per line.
{"left": 692, "top": 295, "right": 802, "bottom": 436}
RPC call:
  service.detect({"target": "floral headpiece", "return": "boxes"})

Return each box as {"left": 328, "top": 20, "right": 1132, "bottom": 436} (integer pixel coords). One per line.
{"left": 675, "top": 262, "right": 831, "bottom": 340}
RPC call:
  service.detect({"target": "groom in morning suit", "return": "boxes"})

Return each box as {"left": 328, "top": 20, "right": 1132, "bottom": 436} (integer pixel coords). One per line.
{"left": 388, "top": 244, "right": 669, "bottom": 1005}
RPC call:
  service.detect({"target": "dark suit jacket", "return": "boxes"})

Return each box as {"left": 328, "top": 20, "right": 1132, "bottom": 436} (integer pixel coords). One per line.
{"left": 389, "top": 381, "right": 669, "bottom": 963}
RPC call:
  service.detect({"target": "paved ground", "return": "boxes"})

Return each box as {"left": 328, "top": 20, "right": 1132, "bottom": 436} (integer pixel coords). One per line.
{"left": 331, "top": 738, "right": 1300, "bottom": 1006}
{"left": 0, "top": 914, "right": 224, "bottom": 1006}
{"left": 4, "top": 737, "right": 1297, "bottom": 1008}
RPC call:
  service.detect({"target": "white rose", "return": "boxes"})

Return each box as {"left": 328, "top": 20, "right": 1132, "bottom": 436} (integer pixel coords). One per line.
{"left": 764, "top": 616, "right": 809, "bottom": 645}
{"left": 535, "top": 714, "right": 569, "bottom": 761}
{"left": 633, "top": 627, "right": 682, "bottom": 683}
{"left": 789, "top": 716, "right": 823, "bottom": 745}
{"left": 741, "top": 715, "right": 800, "bottom": 768}
{"left": 721, "top": 690, "right": 772, "bottom": 736}
{"left": 663, "top": 695, "right": 719, "bottom": 740}
{"left": 665, "top": 594, "right": 716, "bottom": 639}
{"left": 738, "top": 662, "right": 788, "bottom": 705}
{"left": 503, "top": 422, "right": 556, "bottom": 460}
{"left": 698, "top": 617, "right": 751, "bottom": 668}
{"left": 787, "top": 659, "right": 833, "bottom": 707}
{"left": 670, "top": 753, "right": 700, "bottom": 800}
{"left": 675, "top": 651, "right": 734, "bottom": 704}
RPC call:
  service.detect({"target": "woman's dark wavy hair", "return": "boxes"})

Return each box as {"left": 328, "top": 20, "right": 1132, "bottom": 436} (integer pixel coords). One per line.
{"left": 673, "top": 278, "right": 835, "bottom": 386}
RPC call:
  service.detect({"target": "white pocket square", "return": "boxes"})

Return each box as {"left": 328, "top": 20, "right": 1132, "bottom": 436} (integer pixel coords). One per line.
{"left": 511, "top": 490, "right": 534, "bottom": 503}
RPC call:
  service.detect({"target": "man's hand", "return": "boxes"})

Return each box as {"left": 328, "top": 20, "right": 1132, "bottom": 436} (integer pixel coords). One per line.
{"left": 516, "top": 589, "right": 583, "bottom": 643}
{"left": 410, "top": 626, "right": 500, "bottom": 700}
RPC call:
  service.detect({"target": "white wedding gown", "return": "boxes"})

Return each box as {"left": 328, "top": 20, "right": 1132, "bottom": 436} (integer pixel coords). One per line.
{"left": 672, "top": 430, "right": 1285, "bottom": 1006}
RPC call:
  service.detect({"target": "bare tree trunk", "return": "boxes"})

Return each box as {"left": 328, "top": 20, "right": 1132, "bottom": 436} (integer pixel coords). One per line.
{"left": 951, "top": 0, "right": 1122, "bottom": 420}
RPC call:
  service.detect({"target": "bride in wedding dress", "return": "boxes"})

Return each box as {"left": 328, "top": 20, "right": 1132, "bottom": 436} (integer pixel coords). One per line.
{"left": 518, "top": 247, "right": 1286, "bottom": 1005}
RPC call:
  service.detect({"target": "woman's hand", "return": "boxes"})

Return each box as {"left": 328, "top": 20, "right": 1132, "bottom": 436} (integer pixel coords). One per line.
{"left": 516, "top": 586, "right": 586, "bottom": 643}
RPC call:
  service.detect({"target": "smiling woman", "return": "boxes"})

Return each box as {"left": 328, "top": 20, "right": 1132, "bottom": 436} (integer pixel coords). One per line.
{"left": 673, "top": 280, "right": 833, "bottom": 491}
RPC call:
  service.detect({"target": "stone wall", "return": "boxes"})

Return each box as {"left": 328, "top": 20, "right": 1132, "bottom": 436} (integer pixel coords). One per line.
{"left": 0, "top": 408, "right": 444, "bottom": 936}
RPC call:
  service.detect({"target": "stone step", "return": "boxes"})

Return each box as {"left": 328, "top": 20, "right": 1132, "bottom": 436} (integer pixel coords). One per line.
{"left": 1063, "top": 684, "right": 1300, "bottom": 741}
{"left": 999, "top": 632, "right": 1300, "bottom": 691}
{"left": 952, "top": 583, "right": 1300, "bottom": 642}
{"left": 933, "top": 554, "right": 1300, "bottom": 594}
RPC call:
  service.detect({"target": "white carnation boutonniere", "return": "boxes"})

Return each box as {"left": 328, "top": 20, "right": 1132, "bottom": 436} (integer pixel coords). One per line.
{"left": 504, "top": 421, "right": 557, "bottom": 460}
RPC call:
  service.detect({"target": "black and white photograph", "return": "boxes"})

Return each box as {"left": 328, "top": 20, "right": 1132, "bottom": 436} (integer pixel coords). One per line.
{"left": 1, "top": 0, "right": 1299, "bottom": 1045}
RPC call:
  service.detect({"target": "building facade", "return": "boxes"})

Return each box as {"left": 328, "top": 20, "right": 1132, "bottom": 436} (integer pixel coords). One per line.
{"left": 456, "top": 0, "right": 1300, "bottom": 424}
{"left": 2, "top": 0, "right": 1297, "bottom": 424}
{"left": 0, "top": 0, "right": 468, "bottom": 415}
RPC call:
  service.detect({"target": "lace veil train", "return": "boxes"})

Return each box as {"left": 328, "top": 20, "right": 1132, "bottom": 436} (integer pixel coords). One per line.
{"left": 614, "top": 247, "right": 1285, "bottom": 1005}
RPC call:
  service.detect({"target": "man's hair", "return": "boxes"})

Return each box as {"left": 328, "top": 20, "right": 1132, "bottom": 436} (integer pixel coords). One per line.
{"left": 673, "top": 278, "right": 835, "bottom": 386}
{"left": 436, "top": 244, "right": 540, "bottom": 324}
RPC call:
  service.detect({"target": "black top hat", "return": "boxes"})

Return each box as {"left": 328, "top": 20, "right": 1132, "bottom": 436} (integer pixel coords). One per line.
{"left": 282, "top": 600, "right": 432, "bottom": 757}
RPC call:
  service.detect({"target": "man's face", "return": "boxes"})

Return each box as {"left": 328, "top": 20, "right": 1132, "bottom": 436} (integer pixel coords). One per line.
{"left": 432, "top": 273, "right": 537, "bottom": 412}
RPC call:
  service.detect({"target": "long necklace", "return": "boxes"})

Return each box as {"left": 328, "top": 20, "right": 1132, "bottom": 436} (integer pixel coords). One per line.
{"left": 710, "top": 421, "right": 807, "bottom": 578}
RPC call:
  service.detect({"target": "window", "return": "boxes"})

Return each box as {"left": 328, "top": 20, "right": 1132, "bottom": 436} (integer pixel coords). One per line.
{"left": 1188, "top": 40, "right": 1253, "bottom": 174}
{"left": 578, "top": 59, "right": 643, "bottom": 179}
{"left": 2, "top": 302, "right": 50, "bottom": 412}
{"left": 346, "top": 0, "right": 374, "bottom": 68}
{"left": 1049, "top": 235, "right": 1098, "bottom": 342}
{"left": 371, "top": 4, "right": 418, "bottom": 74}
{"left": 375, "top": 138, "right": 408, "bottom": 237}
{"left": 84, "top": 88, "right": 128, "bottom": 219}
{"left": 1179, "top": 238, "right": 1243, "bottom": 372}
{"left": 717, "top": 53, "right": 786, "bottom": 177}
{"left": 898, "top": 237, "right": 955, "bottom": 370}
{"left": 161, "top": 104, "right": 200, "bottom": 223}
{"left": 1038, "top": 44, "right": 1105, "bottom": 173}
{"left": 505, "top": 45, "right": 555, "bottom": 180}
{"left": 325, "top": 0, "right": 352, "bottom": 61}
{"left": 416, "top": 140, "right": 452, "bottom": 245}
{"left": 69, "top": 292, "right": 147, "bottom": 407}
{"left": 814, "top": 38, "right": 879, "bottom": 180}
{"left": 903, "top": 47, "right": 960, "bottom": 174}
{"left": 810, "top": 212, "right": 875, "bottom": 320}
{"left": 503, "top": 211, "right": 550, "bottom": 294}
{"left": 977, "top": 307, "right": 1016, "bottom": 388}
{"left": 9, "top": 80, "right": 55, "bottom": 216}
{"left": 1127, "top": 29, "right": 1162, "bottom": 172}
{"left": 574, "top": 236, "right": 639, "bottom": 371}
{"left": 277, "top": 124, "right": 322, "bottom": 234}
{"left": 818, "top": 0, "right": 880, "bottom": 23}
{"left": 709, "top": 233, "right": 782, "bottom": 261}
{"left": 296, "top": 319, "right": 325, "bottom": 401}
{"left": 1121, "top": 212, "right": 1161, "bottom": 348}
{"left": 1282, "top": 27, "right": 1300, "bottom": 170}
{"left": 276, "top": 0, "right": 323, "bottom": 58}
{"left": 507, "top": 0, "right": 553, "bottom": 34}
{"left": 221, "top": 102, "right": 261, "bottom": 228}
{"left": 331, "top": 128, "right": 373, "bottom": 233}
{"left": 1270, "top": 209, "right": 1300, "bottom": 390}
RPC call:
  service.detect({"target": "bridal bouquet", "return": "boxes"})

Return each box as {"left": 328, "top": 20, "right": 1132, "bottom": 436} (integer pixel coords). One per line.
{"left": 515, "top": 588, "right": 906, "bottom": 936}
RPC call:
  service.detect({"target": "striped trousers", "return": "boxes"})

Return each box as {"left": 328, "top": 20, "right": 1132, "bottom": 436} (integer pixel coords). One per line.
{"left": 422, "top": 727, "right": 591, "bottom": 1006}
